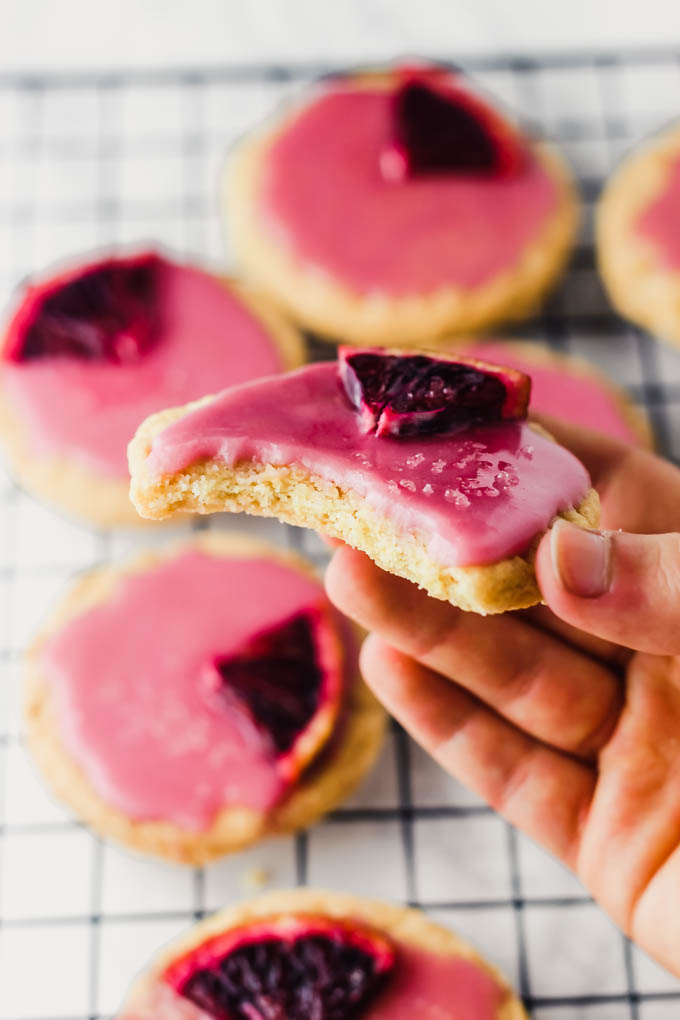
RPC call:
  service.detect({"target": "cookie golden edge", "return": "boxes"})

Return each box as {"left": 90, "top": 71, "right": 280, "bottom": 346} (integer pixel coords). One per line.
{"left": 118, "top": 888, "right": 527, "bottom": 1020}
{"left": 597, "top": 123, "right": 680, "bottom": 347}
{"left": 24, "top": 532, "right": 386, "bottom": 864}
{"left": 128, "top": 401, "right": 600, "bottom": 616}
{"left": 457, "top": 338, "right": 655, "bottom": 449}
{"left": 0, "top": 276, "right": 306, "bottom": 529}
{"left": 224, "top": 73, "right": 580, "bottom": 348}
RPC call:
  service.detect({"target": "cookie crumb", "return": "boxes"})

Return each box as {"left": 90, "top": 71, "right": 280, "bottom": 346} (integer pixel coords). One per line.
{"left": 242, "top": 866, "right": 271, "bottom": 890}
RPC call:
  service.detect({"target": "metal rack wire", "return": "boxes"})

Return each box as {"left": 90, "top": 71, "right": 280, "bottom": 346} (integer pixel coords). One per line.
{"left": 1, "top": 49, "right": 680, "bottom": 1020}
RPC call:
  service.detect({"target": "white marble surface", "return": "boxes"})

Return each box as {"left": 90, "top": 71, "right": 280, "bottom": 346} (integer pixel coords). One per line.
{"left": 1, "top": 0, "right": 680, "bottom": 74}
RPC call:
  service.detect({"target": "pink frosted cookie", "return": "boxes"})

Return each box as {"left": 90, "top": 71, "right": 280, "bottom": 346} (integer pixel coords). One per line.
{"left": 25, "top": 534, "right": 385, "bottom": 863}
{"left": 129, "top": 349, "right": 599, "bottom": 615}
{"left": 225, "top": 65, "right": 579, "bottom": 347}
{"left": 0, "top": 249, "right": 304, "bottom": 526}
{"left": 598, "top": 122, "right": 680, "bottom": 347}
{"left": 460, "top": 340, "right": 653, "bottom": 447}
{"left": 116, "top": 889, "right": 526, "bottom": 1020}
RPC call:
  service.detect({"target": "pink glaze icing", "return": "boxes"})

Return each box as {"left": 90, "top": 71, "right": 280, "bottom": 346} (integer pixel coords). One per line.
{"left": 146, "top": 362, "right": 591, "bottom": 568}
{"left": 261, "top": 82, "right": 558, "bottom": 294}
{"left": 367, "top": 942, "right": 506, "bottom": 1019}
{"left": 122, "top": 940, "right": 506, "bottom": 1020}
{"left": 41, "top": 550, "right": 339, "bottom": 830}
{"left": 2, "top": 257, "right": 287, "bottom": 478}
{"left": 464, "top": 341, "right": 641, "bottom": 444}
{"left": 636, "top": 153, "right": 680, "bottom": 268}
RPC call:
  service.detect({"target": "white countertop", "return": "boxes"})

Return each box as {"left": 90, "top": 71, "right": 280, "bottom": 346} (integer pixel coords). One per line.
{"left": 2, "top": 0, "right": 680, "bottom": 74}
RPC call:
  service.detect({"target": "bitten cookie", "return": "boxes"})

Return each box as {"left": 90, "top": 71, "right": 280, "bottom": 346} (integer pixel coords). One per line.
{"left": 116, "top": 888, "right": 526, "bottom": 1019}
{"left": 460, "top": 339, "right": 654, "bottom": 447}
{"left": 598, "top": 122, "right": 680, "bottom": 347}
{"left": 24, "top": 534, "right": 385, "bottom": 864}
{"left": 225, "top": 64, "right": 579, "bottom": 347}
{"left": 0, "top": 249, "right": 304, "bottom": 527}
{"left": 129, "top": 349, "right": 599, "bottom": 615}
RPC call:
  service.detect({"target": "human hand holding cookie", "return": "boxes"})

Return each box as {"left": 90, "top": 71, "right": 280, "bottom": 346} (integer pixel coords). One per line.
{"left": 325, "top": 420, "right": 680, "bottom": 976}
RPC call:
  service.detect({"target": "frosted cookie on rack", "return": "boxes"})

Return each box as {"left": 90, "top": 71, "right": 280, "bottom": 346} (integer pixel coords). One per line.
{"left": 25, "top": 534, "right": 384, "bottom": 863}
{"left": 598, "top": 122, "right": 680, "bottom": 347}
{"left": 129, "top": 349, "right": 599, "bottom": 615}
{"left": 460, "top": 339, "right": 653, "bottom": 447}
{"left": 117, "top": 888, "right": 526, "bottom": 1019}
{"left": 0, "top": 249, "right": 304, "bottom": 527}
{"left": 225, "top": 64, "right": 579, "bottom": 347}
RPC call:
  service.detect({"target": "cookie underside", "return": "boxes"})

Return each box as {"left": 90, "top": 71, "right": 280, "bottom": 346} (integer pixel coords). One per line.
{"left": 129, "top": 406, "right": 600, "bottom": 616}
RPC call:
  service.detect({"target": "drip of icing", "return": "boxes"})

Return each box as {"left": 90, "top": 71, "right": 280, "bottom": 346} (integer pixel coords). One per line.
{"left": 261, "top": 84, "right": 558, "bottom": 294}
{"left": 123, "top": 941, "right": 506, "bottom": 1020}
{"left": 2, "top": 259, "right": 286, "bottom": 477}
{"left": 146, "top": 362, "right": 590, "bottom": 568}
{"left": 636, "top": 153, "right": 680, "bottom": 268}
{"left": 41, "top": 551, "right": 340, "bottom": 830}
{"left": 464, "top": 342, "right": 640, "bottom": 445}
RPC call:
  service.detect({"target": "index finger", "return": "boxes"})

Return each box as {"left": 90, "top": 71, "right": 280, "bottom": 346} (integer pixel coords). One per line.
{"left": 533, "top": 413, "right": 680, "bottom": 535}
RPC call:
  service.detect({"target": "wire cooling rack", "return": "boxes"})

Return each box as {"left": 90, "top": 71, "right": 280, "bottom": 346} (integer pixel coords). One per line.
{"left": 2, "top": 48, "right": 680, "bottom": 1020}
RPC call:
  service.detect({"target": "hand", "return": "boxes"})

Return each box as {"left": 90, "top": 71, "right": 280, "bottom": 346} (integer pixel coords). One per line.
{"left": 325, "top": 419, "right": 680, "bottom": 976}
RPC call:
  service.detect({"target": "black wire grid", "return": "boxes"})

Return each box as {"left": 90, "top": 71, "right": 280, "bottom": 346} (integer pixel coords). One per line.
{"left": 1, "top": 49, "right": 680, "bottom": 1020}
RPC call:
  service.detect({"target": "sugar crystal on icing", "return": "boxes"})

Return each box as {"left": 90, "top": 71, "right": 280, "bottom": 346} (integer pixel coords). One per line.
{"left": 445, "top": 488, "right": 471, "bottom": 507}
{"left": 495, "top": 467, "right": 519, "bottom": 491}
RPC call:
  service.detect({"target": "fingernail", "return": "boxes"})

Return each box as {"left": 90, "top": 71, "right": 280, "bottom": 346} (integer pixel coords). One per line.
{"left": 550, "top": 520, "right": 612, "bottom": 598}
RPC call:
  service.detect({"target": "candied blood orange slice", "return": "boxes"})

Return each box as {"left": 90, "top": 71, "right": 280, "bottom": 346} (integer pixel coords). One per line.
{"left": 380, "top": 73, "right": 526, "bottom": 181}
{"left": 339, "top": 346, "right": 531, "bottom": 438}
{"left": 4, "top": 252, "right": 162, "bottom": 364}
{"left": 165, "top": 915, "right": 396, "bottom": 1020}
{"left": 209, "top": 606, "right": 345, "bottom": 783}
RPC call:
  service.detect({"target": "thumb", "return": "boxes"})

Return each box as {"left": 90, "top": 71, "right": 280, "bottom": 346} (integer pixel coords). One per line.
{"left": 535, "top": 519, "right": 680, "bottom": 654}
